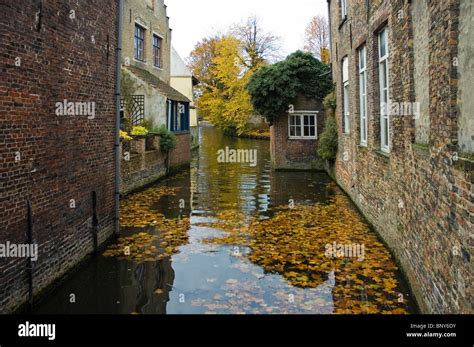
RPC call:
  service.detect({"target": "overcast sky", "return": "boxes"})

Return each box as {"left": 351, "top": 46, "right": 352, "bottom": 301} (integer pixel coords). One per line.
{"left": 166, "top": 0, "right": 328, "bottom": 61}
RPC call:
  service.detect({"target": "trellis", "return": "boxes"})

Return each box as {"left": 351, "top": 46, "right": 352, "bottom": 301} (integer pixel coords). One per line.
{"left": 121, "top": 95, "right": 145, "bottom": 126}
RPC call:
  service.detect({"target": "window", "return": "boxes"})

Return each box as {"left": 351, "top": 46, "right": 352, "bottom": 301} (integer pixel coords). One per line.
{"left": 342, "top": 57, "right": 349, "bottom": 134}
{"left": 359, "top": 45, "right": 368, "bottom": 145}
{"left": 134, "top": 24, "right": 145, "bottom": 61}
{"left": 153, "top": 34, "right": 162, "bottom": 68}
{"left": 289, "top": 113, "right": 317, "bottom": 139}
{"left": 341, "top": 0, "right": 348, "bottom": 18}
{"left": 378, "top": 27, "right": 390, "bottom": 152}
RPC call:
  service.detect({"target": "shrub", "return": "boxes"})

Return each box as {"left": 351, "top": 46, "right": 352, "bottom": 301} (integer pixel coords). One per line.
{"left": 154, "top": 125, "right": 177, "bottom": 153}
{"left": 323, "top": 90, "right": 337, "bottom": 112}
{"left": 131, "top": 125, "right": 148, "bottom": 136}
{"left": 246, "top": 51, "right": 332, "bottom": 124}
{"left": 317, "top": 115, "right": 338, "bottom": 161}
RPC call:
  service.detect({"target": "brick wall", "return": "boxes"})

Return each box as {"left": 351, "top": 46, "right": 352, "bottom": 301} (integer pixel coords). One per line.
{"left": 270, "top": 95, "right": 325, "bottom": 170}
{"left": 329, "top": 0, "right": 473, "bottom": 313}
{"left": 120, "top": 136, "right": 166, "bottom": 195}
{"left": 0, "top": 0, "right": 118, "bottom": 312}
{"left": 169, "top": 132, "right": 191, "bottom": 169}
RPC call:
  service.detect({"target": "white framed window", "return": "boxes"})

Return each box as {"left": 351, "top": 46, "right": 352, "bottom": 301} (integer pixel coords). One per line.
{"left": 288, "top": 112, "right": 318, "bottom": 139}
{"left": 341, "top": 0, "right": 348, "bottom": 19}
{"left": 378, "top": 27, "right": 390, "bottom": 152}
{"left": 342, "top": 57, "right": 350, "bottom": 134}
{"left": 359, "top": 45, "right": 368, "bottom": 146}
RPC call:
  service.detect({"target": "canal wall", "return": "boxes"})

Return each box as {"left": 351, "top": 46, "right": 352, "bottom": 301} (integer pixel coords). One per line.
{"left": 0, "top": 0, "right": 119, "bottom": 313}
{"left": 120, "top": 132, "right": 190, "bottom": 195}
{"left": 329, "top": 0, "right": 473, "bottom": 313}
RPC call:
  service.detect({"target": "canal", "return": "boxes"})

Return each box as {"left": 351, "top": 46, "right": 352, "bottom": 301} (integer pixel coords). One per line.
{"left": 35, "top": 125, "right": 416, "bottom": 314}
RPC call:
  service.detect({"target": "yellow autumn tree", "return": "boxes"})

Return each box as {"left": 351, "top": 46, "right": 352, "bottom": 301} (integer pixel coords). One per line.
{"left": 191, "top": 36, "right": 254, "bottom": 135}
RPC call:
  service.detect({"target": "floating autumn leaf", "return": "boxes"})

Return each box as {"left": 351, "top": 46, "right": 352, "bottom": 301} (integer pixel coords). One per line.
{"left": 202, "top": 191, "right": 411, "bottom": 314}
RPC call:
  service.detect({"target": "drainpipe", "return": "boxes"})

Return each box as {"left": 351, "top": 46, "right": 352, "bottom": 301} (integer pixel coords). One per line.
{"left": 327, "top": 0, "right": 333, "bottom": 70}
{"left": 114, "top": 0, "right": 123, "bottom": 237}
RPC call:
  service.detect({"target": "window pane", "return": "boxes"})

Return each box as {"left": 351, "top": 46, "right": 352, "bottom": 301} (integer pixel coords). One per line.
{"left": 359, "top": 46, "right": 365, "bottom": 70}
{"left": 304, "top": 126, "right": 310, "bottom": 137}
{"left": 295, "top": 126, "right": 301, "bottom": 137}
{"left": 310, "top": 126, "right": 315, "bottom": 137}
{"left": 379, "top": 29, "right": 386, "bottom": 57}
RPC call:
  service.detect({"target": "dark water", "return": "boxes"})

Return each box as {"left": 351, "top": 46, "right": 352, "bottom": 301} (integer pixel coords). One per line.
{"left": 35, "top": 125, "right": 416, "bottom": 314}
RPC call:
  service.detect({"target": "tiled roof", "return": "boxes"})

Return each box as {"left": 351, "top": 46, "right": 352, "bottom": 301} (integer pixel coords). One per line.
{"left": 125, "top": 66, "right": 191, "bottom": 103}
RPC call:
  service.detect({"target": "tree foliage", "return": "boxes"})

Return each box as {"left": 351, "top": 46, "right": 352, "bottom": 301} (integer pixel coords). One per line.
{"left": 190, "top": 36, "right": 254, "bottom": 134}
{"left": 246, "top": 51, "right": 332, "bottom": 124}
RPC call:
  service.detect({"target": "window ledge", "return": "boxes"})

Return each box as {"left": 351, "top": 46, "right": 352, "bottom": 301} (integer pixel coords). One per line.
{"left": 374, "top": 149, "right": 390, "bottom": 161}
{"left": 288, "top": 137, "right": 317, "bottom": 141}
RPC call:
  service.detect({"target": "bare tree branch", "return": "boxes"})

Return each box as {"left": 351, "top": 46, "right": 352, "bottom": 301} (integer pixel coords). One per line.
{"left": 304, "top": 15, "right": 329, "bottom": 60}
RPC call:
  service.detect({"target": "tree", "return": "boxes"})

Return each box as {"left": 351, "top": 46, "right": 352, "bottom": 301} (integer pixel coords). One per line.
{"left": 232, "top": 15, "right": 281, "bottom": 69}
{"left": 193, "top": 36, "right": 254, "bottom": 134}
{"left": 187, "top": 35, "right": 221, "bottom": 95}
{"left": 246, "top": 51, "right": 332, "bottom": 125}
{"left": 304, "top": 15, "right": 329, "bottom": 60}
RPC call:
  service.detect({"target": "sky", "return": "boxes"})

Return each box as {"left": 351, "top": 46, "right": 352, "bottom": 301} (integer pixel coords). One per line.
{"left": 166, "top": 0, "right": 328, "bottom": 61}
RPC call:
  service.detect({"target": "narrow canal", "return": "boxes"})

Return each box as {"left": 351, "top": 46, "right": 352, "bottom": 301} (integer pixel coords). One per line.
{"left": 35, "top": 125, "right": 416, "bottom": 314}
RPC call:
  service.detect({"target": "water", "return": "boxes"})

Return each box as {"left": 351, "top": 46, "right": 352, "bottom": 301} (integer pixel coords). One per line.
{"left": 34, "top": 125, "right": 416, "bottom": 314}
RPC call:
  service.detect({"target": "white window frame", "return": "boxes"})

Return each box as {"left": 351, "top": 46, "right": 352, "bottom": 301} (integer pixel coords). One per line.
{"left": 378, "top": 27, "right": 390, "bottom": 153}
{"left": 359, "top": 45, "right": 368, "bottom": 146}
{"left": 342, "top": 57, "right": 350, "bottom": 134}
{"left": 288, "top": 112, "right": 318, "bottom": 139}
{"left": 341, "top": 0, "right": 348, "bottom": 19}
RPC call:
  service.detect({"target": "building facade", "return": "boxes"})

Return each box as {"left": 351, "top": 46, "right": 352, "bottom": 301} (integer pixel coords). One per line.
{"left": 170, "top": 46, "right": 200, "bottom": 149}
{"left": 121, "top": 0, "right": 191, "bottom": 136}
{"left": 0, "top": 0, "right": 119, "bottom": 312}
{"left": 328, "top": 0, "right": 473, "bottom": 313}
{"left": 270, "top": 95, "right": 325, "bottom": 170}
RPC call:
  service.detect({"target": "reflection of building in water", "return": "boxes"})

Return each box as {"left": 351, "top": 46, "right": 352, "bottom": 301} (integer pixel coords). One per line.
{"left": 133, "top": 258, "right": 175, "bottom": 314}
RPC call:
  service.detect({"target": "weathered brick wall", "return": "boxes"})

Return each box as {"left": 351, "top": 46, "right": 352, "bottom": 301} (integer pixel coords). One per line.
{"left": 270, "top": 95, "right": 325, "bottom": 170}
{"left": 120, "top": 136, "right": 166, "bottom": 195}
{"left": 122, "top": 0, "right": 171, "bottom": 83}
{"left": 329, "top": 0, "right": 473, "bottom": 313}
{"left": 169, "top": 132, "right": 191, "bottom": 169}
{"left": 0, "top": 0, "right": 118, "bottom": 312}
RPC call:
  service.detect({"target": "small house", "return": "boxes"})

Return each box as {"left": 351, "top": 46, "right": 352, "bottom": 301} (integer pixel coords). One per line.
{"left": 270, "top": 94, "right": 325, "bottom": 170}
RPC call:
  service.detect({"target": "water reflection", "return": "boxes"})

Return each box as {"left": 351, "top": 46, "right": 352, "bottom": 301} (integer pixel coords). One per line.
{"left": 35, "top": 126, "right": 415, "bottom": 314}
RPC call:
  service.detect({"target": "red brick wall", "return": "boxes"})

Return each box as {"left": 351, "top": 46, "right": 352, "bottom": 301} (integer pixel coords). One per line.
{"left": 0, "top": 0, "right": 118, "bottom": 312}
{"left": 329, "top": 0, "right": 473, "bottom": 313}
{"left": 271, "top": 95, "right": 325, "bottom": 170}
{"left": 169, "top": 132, "right": 191, "bottom": 169}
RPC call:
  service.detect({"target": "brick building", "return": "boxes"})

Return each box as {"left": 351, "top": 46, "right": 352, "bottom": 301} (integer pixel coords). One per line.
{"left": 270, "top": 94, "right": 325, "bottom": 170}
{"left": 0, "top": 0, "right": 119, "bottom": 312}
{"left": 121, "top": 0, "right": 191, "bottom": 160}
{"left": 328, "top": 0, "right": 473, "bottom": 313}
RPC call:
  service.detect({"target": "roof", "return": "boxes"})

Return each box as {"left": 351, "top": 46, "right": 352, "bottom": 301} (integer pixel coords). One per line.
{"left": 125, "top": 65, "right": 191, "bottom": 103}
